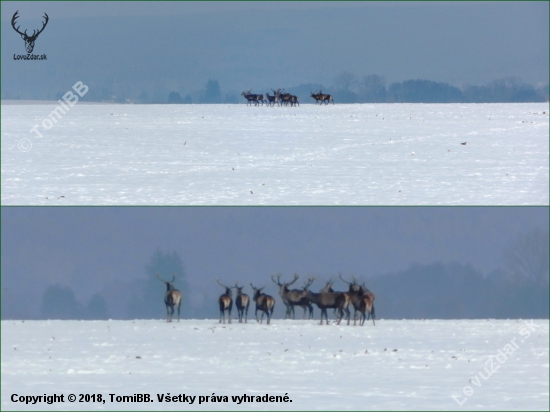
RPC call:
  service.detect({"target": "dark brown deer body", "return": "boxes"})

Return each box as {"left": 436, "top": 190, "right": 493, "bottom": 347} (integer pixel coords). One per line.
{"left": 271, "top": 274, "right": 314, "bottom": 319}
{"left": 241, "top": 90, "right": 265, "bottom": 106}
{"left": 266, "top": 89, "right": 280, "bottom": 106}
{"left": 310, "top": 91, "right": 324, "bottom": 104}
{"left": 234, "top": 283, "right": 250, "bottom": 323}
{"left": 339, "top": 274, "right": 376, "bottom": 326}
{"left": 250, "top": 283, "right": 275, "bottom": 325}
{"left": 304, "top": 278, "right": 350, "bottom": 325}
{"left": 358, "top": 290, "right": 375, "bottom": 326}
{"left": 320, "top": 92, "right": 334, "bottom": 105}
{"left": 156, "top": 274, "right": 182, "bottom": 322}
{"left": 216, "top": 279, "right": 233, "bottom": 324}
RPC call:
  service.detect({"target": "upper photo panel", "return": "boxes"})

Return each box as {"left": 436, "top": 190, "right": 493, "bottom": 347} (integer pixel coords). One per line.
{"left": 1, "top": 1, "right": 548, "bottom": 205}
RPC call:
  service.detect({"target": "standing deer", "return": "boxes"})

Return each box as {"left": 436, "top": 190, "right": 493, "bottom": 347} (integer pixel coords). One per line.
{"left": 250, "top": 283, "right": 275, "bottom": 325}
{"left": 358, "top": 281, "right": 376, "bottom": 326}
{"left": 234, "top": 283, "right": 250, "bottom": 323}
{"left": 241, "top": 90, "right": 265, "bottom": 106}
{"left": 156, "top": 273, "right": 182, "bottom": 322}
{"left": 304, "top": 277, "right": 350, "bottom": 325}
{"left": 339, "top": 274, "right": 376, "bottom": 326}
{"left": 310, "top": 91, "right": 324, "bottom": 104}
{"left": 319, "top": 91, "right": 335, "bottom": 105}
{"left": 266, "top": 89, "right": 280, "bottom": 106}
{"left": 271, "top": 273, "right": 314, "bottom": 319}
{"left": 216, "top": 279, "right": 233, "bottom": 324}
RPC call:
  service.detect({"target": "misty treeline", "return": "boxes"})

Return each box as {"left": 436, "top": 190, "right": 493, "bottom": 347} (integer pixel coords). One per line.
{"left": 37, "top": 229, "right": 548, "bottom": 320}
{"left": 327, "top": 73, "right": 549, "bottom": 104}
{"left": 66, "top": 74, "right": 548, "bottom": 105}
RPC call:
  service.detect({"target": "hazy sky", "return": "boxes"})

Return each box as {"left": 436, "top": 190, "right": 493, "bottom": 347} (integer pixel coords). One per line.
{"left": 2, "top": 206, "right": 548, "bottom": 318}
{"left": 2, "top": 1, "right": 548, "bottom": 99}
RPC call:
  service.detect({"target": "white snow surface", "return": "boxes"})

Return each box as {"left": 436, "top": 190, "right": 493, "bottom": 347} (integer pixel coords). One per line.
{"left": 1, "top": 103, "right": 548, "bottom": 205}
{"left": 2, "top": 319, "right": 548, "bottom": 410}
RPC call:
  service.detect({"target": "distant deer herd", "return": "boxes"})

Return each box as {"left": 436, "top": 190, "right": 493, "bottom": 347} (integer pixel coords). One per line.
{"left": 158, "top": 273, "right": 375, "bottom": 326}
{"left": 241, "top": 89, "right": 335, "bottom": 106}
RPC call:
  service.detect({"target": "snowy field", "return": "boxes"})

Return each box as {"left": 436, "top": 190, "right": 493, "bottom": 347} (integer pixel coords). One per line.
{"left": 1, "top": 319, "right": 548, "bottom": 411}
{"left": 1, "top": 103, "right": 548, "bottom": 205}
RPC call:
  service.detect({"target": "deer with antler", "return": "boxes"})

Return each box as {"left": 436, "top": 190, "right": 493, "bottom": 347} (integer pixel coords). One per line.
{"left": 339, "top": 273, "right": 375, "bottom": 326}
{"left": 250, "top": 283, "right": 275, "bottom": 325}
{"left": 304, "top": 277, "right": 350, "bottom": 325}
{"left": 216, "top": 279, "right": 233, "bottom": 324}
{"left": 233, "top": 283, "right": 250, "bottom": 323}
{"left": 271, "top": 273, "right": 314, "bottom": 319}
{"left": 156, "top": 273, "right": 182, "bottom": 322}
{"left": 310, "top": 90, "right": 324, "bottom": 104}
{"left": 11, "top": 11, "right": 49, "bottom": 54}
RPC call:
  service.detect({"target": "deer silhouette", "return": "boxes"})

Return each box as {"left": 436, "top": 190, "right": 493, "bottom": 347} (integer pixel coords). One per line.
{"left": 11, "top": 11, "right": 49, "bottom": 54}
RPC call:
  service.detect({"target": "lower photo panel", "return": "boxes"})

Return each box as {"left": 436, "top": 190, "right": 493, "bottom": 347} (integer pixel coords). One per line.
{"left": 1, "top": 206, "right": 549, "bottom": 410}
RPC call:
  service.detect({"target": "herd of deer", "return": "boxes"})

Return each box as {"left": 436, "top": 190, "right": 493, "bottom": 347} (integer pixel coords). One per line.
{"left": 157, "top": 273, "right": 375, "bottom": 326}
{"left": 241, "top": 89, "right": 335, "bottom": 106}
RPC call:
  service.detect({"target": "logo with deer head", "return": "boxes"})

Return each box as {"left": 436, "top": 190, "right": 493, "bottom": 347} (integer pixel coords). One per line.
{"left": 11, "top": 10, "right": 49, "bottom": 54}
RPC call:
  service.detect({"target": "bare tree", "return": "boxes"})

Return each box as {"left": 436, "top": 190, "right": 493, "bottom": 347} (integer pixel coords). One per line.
{"left": 505, "top": 228, "right": 549, "bottom": 286}
{"left": 334, "top": 72, "right": 359, "bottom": 93}
{"left": 360, "top": 74, "right": 387, "bottom": 103}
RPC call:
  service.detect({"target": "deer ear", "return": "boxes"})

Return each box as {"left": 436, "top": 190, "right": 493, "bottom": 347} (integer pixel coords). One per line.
{"left": 20, "top": 34, "right": 25, "bottom": 40}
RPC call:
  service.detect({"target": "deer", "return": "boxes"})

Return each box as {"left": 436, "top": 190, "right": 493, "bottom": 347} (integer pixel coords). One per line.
{"left": 358, "top": 286, "right": 376, "bottom": 326}
{"left": 304, "top": 278, "right": 350, "bottom": 325}
{"left": 233, "top": 283, "right": 250, "bottom": 323}
{"left": 310, "top": 91, "right": 324, "bottom": 104}
{"left": 156, "top": 273, "right": 182, "bottom": 322}
{"left": 278, "top": 91, "right": 299, "bottom": 107}
{"left": 241, "top": 90, "right": 265, "bottom": 106}
{"left": 250, "top": 283, "right": 275, "bottom": 325}
{"left": 339, "top": 274, "right": 376, "bottom": 326}
{"left": 271, "top": 273, "right": 314, "bottom": 319}
{"left": 266, "top": 89, "right": 281, "bottom": 106}
{"left": 319, "top": 91, "right": 335, "bottom": 105}
{"left": 216, "top": 279, "right": 233, "bottom": 324}
{"left": 241, "top": 90, "right": 258, "bottom": 106}
{"left": 11, "top": 11, "right": 49, "bottom": 54}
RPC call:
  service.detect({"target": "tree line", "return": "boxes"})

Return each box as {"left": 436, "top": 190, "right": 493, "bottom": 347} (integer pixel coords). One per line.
{"left": 36, "top": 228, "right": 548, "bottom": 321}
{"left": 329, "top": 73, "right": 549, "bottom": 104}
{"left": 162, "top": 75, "right": 548, "bottom": 105}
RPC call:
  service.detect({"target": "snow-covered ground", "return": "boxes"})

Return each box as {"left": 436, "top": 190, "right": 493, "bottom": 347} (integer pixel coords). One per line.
{"left": 1, "top": 103, "right": 548, "bottom": 205}
{"left": 1, "top": 319, "right": 548, "bottom": 410}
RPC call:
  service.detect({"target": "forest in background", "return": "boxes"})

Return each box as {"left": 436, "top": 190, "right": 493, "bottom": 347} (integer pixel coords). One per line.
{"left": 8, "top": 228, "right": 548, "bottom": 321}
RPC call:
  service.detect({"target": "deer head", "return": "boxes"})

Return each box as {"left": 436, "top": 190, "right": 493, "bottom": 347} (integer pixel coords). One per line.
{"left": 12, "top": 11, "right": 49, "bottom": 54}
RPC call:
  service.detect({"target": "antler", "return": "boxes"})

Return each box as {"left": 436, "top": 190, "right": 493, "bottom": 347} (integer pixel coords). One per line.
{"left": 302, "top": 277, "right": 316, "bottom": 290}
{"left": 286, "top": 273, "right": 299, "bottom": 287}
{"left": 271, "top": 273, "right": 282, "bottom": 286}
{"left": 216, "top": 278, "right": 229, "bottom": 288}
{"left": 155, "top": 273, "right": 167, "bottom": 282}
{"left": 339, "top": 272, "right": 352, "bottom": 285}
{"left": 31, "top": 13, "right": 49, "bottom": 39}
{"left": 324, "top": 277, "right": 334, "bottom": 288}
{"left": 11, "top": 11, "right": 25, "bottom": 36}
